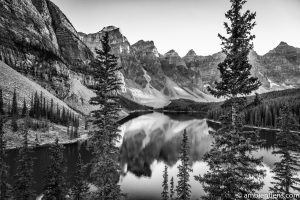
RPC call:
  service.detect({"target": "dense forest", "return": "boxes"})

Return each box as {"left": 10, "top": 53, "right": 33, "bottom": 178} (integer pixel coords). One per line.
{"left": 0, "top": 88, "right": 80, "bottom": 137}
{"left": 208, "top": 90, "right": 300, "bottom": 130}
{"left": 161, "top": 89, "right": 300, "bottom": 130}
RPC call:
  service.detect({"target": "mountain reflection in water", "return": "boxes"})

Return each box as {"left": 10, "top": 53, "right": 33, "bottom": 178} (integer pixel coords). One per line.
{"left": 118, "top": 112, "right": 284, "bottom": 200}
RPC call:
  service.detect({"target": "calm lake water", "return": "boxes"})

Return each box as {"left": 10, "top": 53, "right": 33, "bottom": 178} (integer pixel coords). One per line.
{"left": 6, "top": 112, "right": 290, "bottom": 200}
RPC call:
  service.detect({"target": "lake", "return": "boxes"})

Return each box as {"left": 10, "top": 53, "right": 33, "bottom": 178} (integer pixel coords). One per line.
{"left": 5, "top": 112, "right": 292, "bottom": 200}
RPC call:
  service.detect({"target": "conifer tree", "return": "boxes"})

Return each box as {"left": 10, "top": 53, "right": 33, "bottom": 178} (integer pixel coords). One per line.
{"left": 207, "top": 0, "right": 261, "bottom": 126}
{"left": 197, "top": 0, "right": 265, "bottom": 199}
{"left": 22, "top": 98, "right": 27, "bottom": 117}
{"left": 88, "top": 31, "right": 123, "bottom": 199}
{"left": 70, "top": 154, "right": 89, "bottom": 200}
{"left": 270, "top": 105, "right": 300, "bottom": 195}
{"left": 0, "top": 88, "right": 4, "bottom": 115}
{"left": 13, "top": 115, "right": 35, "bottom": 200}
{"left": 42, "top": 138, "right": 67, "bottom": 200}
{"left": 161, "top": 165, "right": 169, "bottom": 200}
{"left": 49, "top": 99, "right": 54, "bottom": 121}
{"left": 55, "top": 104, "right": 60, "bottom": 124}
{"left": 170, "top": 177, "right": 175, "bottom": 200}
{"left": 176, "top": 130, "right": 192, "bottom": 200}
{"left": 11, "top": 89, "right": 18, "bottom": 117}
{"left": 253, "top": 93, "right": 261, "bottom": 107}
{"left": 33, "top": 92, "right": 39, "bottom": 119}
{"left": 0, "top": 116, "right": 10, "bottom": 199}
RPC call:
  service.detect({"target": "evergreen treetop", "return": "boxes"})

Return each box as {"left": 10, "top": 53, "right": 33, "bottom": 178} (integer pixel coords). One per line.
{"left": 22, "top": 98, "right": 27, "bottom": 117}
{"left": 170, "top": 177, "right": 175, "bottom": 200}
{"left": 88, "top": 31, "right": 123, "bottom": 200}
{"left": 161, "top": 165, "right": 169, "bottom": 200}
{"left": 208, "top": 0, "right": 261, "bottom": 99}
{"left": 176, "top": 129, "right": 192, "bottom": 200}
{"left": 11, "top": 88, "right": 18, "bottom": 117}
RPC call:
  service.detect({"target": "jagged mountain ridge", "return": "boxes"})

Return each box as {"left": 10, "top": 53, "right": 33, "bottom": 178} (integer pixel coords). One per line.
{"left": 79, "top": 27, "right": 217, "bottom": 107}
{"left": 79, "top": 27, "right": 300, "bottom": 106}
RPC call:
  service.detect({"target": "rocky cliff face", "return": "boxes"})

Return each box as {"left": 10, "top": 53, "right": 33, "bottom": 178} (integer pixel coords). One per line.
{"left": 260, "top": 42, "right": 300, "bottom": 86}
{"left": 79, "top": 26, "right": 131, "bottom": 55}
{"left": 183, "top": 44, "right": 300, "bottom": 90}
{"left": 0, "top": 0, "right": 94, "bottom": 113}
{"left": 79, "top": 28, "right": 215, "bottom": 107}
{"left": 79, "top": 26, "right": 300, "bottom": 106}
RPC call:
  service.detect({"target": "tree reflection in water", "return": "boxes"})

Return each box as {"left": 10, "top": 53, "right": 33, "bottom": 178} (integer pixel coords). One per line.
{"left": 270, "top": 106, "right": 300, "bottom": 197}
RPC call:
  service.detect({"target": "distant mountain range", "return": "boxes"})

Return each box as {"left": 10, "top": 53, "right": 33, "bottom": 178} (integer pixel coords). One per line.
{"left": 79, "top": 27, "right": 300, "bottom": 107}
{"left": 0, "top": 0, "right": 300, "bottom": 110}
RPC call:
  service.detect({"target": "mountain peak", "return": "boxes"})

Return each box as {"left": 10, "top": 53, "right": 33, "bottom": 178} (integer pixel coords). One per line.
{"left": 100, "top": 26, "right": 119, "bottom": 32}
{"left": 279, "top": 41, "right": 288, "bottom": 46}
{"left": 133, "top": 40, "right": 154, "bottom": 47}
{"left": 132, "top": 40, "right": 159, "bottom": 57}
{"left": 186, "top": 49, "right": 197, "bottom": 57}
{"left": 165, "top": 49, "right": 179, "bottom": 56}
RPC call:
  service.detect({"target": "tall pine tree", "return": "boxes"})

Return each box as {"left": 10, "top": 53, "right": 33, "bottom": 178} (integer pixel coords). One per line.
{"left": 88, "top": 31, "right": 123, "bottom": 199}
{"left": 13, "top": 115, "right": 35, "bottom": 200}
{"left": 176, "top": 130, "right": 192, "bottom": 200}
{"left": 170, "top": 177, "right": 175, "bottom": 200}
{"left": 11, "top": 89, "right": 18, "bottom": 117}
{"left": 196, "top": 1, "right": 265, "bottom": 199}
{"left": 42, "top": 138, "right": 67, "bottom": 200}
{"left": 207, "top": 0, "right": 261, "bottom": 126}
{"left": 22, "top": 98, "right": 27, "bottom": 117}
{"left": 270, "top": 105, "right": 300, "bottom": 195}
{"left": 161, "top": 165, "right": 169, "bottom": 200}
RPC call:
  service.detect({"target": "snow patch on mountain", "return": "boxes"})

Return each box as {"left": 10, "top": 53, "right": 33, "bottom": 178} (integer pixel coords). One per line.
{"left": 267, "top": 78, "right": 280, "bottom": 88}
{"left": 126, "top": 87, "right": 169, "bottom": 108}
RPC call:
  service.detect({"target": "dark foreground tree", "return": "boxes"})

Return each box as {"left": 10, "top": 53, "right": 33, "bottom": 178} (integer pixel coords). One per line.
{"left": 13, "top": 116, "right": 35, "bottom": 200}
{"left": 176, "top": 130, "right": 192, "bottom": 200}
{"left": 88, "top": 32, "right": 123, "bottom": 199}
{"left": 22, "top": 98, "right": 27, "bottom": 117}
{"left": 70, "top": 154, "right": 89, "bottom": 200}
{"left": 197, "top": 0, "right": 265, "bottom": 199}
{"left": 11, "top": 89, "right": 18, "bottom": 117}
{"left": 270, "top": 105, "right": 300, "bottom": 197}
{"left": 161, "top": 165, "right": 169, "bottom": 200}
{"left": 207, "top": 0, "right": 261, "bottom": 126}
{"left": 42, "top": 138, "right": 66, "bottom": 200}
{"left": 0, "top": 116, "right": 10, "bottom": 199}
{"left": 170, "top": 177, "right": 175, "bottom": 200}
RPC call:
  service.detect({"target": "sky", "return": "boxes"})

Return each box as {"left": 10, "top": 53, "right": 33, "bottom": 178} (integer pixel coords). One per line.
{"left": 51, "top": 0, "right": 300, "bottom": 57}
